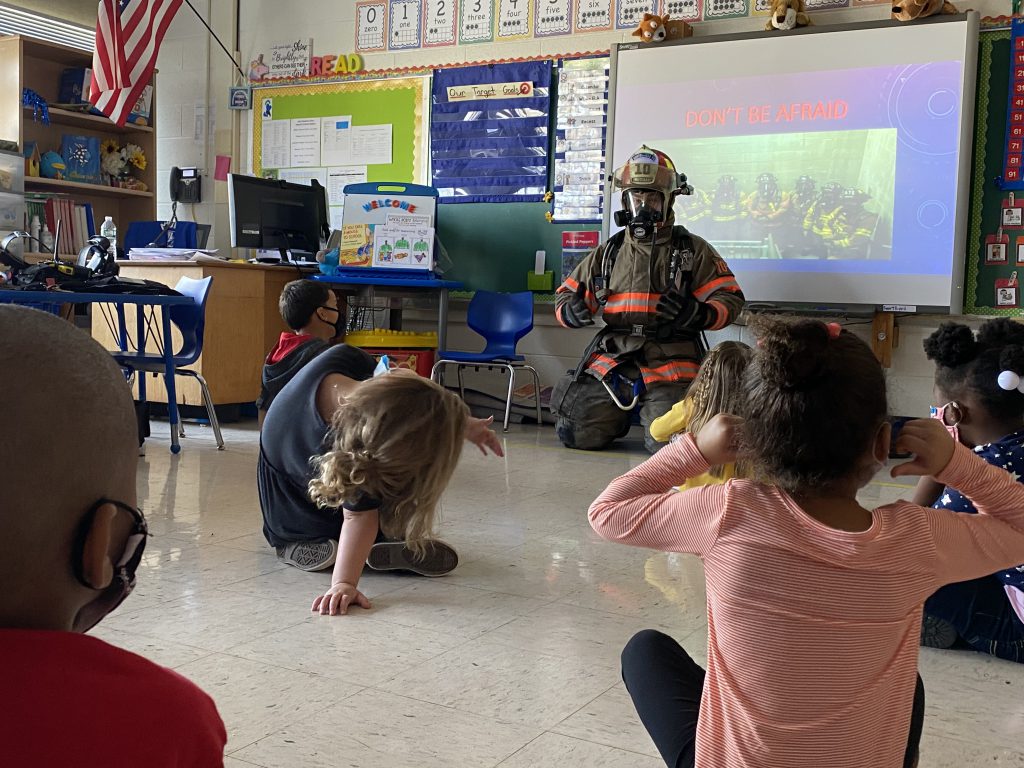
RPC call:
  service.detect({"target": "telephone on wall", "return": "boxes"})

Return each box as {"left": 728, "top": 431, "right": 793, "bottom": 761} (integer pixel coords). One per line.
{"left": 170, "top": 166, "right": 202, "bottom": 203}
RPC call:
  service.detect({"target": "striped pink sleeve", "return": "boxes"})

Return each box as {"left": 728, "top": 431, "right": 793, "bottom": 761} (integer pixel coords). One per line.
{"left": 589, "top": 434, "right": 727, "bottom": 555}
{"left": 924, "top": 442, "right": 1024, "bottom": 585}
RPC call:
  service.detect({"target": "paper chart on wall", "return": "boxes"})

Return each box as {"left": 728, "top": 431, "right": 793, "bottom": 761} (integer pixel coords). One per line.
{"left": 535, "top": 0, "right": 571, "bottom": 36}
{"left": 352, "top": 124, "right": 393, "bottom": 165}
{"left": 424, "top": 0, "right": 457, "bottom": 45}
{"left": 321, "top": 115, "right": 353, "bottom": 166}
{"left": 389, "top": 0, "right": 423, "bottom": 49}
{"left": 459, "top": 0, "right": 494, "bottom": 43}
{"left": 574, "top": 0, "right": 612, "bottom": 32}
{"left": 289, "top": 118, "right": 321, "bottom": 167}
{"left": 278, "top": 167, "right": 328, "bottom": 188}
{"left": 327, "top": 166, "right": 368, "bottom": 203}
{"left": 356, "top": 0, "right": 388, "bottom": 52}
{"left": 615, "top": 0, "right": 658, "bottom": 28}
{"left": 496, "top": 0, "right": 532, "bottom": 40}
{"left": 261, "top": 119, "right": 290, "bottom": 170}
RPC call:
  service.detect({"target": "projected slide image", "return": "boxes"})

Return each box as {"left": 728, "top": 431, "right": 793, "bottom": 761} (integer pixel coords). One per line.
{"left": 662, "top": 129, "right": 896, "bottom": 262}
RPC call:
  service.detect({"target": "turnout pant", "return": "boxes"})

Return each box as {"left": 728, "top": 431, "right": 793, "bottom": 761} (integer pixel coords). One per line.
{"left": 552, "top": 371, "right": 687, "bottom": 454}
{"left": 620, "top": 629, "right": 925, "bottom": 768}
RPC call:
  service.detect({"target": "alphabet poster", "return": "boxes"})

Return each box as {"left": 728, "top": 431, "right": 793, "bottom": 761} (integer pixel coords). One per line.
{"left": 460, "top": 0, "right": 494, "bottom": 43}
{"left": 424, "top": 0, "right": 458, "bottom": 46}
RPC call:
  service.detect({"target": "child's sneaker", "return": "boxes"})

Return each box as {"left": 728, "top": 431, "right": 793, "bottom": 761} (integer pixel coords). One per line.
{"left": 277, "top": 539, "right": 338, "bottom": 571}
{"left": 366, "top": 539, "right": 458, "bottom": 577}
{"left": 920, "top": 613, "right": 958, "bottom": 649}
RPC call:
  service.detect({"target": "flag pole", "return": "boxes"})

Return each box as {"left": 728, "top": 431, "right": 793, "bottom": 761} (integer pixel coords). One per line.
{"left": 181, "top": 0, "right": 246, "bottom": 82}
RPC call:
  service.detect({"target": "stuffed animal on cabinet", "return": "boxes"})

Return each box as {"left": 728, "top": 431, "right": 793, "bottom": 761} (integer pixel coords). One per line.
{"left": 632, "top": 12, "right": 693, "bottom": 43}
{"left": 765, "top": 0, "right": 813, "bottom": 30}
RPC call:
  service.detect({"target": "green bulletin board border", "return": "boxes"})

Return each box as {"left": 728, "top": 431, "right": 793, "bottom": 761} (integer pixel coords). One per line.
{"left": 965, "top": 30, "right": 1018, "bottom": 315}
{"left": 251, "top": 76, "right": 428, "bottom": 184}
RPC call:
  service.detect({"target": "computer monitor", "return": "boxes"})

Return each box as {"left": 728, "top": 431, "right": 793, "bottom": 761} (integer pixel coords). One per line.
{"left": 227, "top": 173, "right": 328, "bottom": 261}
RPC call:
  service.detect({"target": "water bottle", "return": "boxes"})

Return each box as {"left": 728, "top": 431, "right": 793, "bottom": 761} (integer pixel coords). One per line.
{"left": 100, "top": 215, "right": 117, "bottom": 258}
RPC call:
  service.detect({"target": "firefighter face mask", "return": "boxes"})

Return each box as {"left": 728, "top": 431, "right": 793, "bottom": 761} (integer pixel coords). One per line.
{"left": 617, "top": 189, "right": 664, "bottom": 241}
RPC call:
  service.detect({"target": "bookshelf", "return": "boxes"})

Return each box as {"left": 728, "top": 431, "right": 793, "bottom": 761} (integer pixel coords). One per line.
{"left": 0, "top": 35, "right": 157, "bottom": 252}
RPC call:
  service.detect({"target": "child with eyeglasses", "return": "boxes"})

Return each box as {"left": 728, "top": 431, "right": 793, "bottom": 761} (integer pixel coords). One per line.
{"left": 0, "top": 305, "right": 225, "bottom": 765}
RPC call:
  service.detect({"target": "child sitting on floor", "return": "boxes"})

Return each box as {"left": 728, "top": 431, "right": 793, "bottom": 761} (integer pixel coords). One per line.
{"left": 259, "top": 342, "right": 502, "bottom": 604}
{"left": 913, "top": 318, "right": 1024, "bottom": 661}
{"left": 590, "top": 318, "right": 1024, "bottom": 768}
{"left": 0, "top": 306, "right": 225, "bottom": 765}
{"left": 649, "top": 340, "right": 752, "bottom": 489}
{"left": 257, "top": 279, "right": 341, "bottom": 423}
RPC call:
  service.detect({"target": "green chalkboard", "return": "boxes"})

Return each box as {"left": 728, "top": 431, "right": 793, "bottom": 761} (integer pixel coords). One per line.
{"left": 965, "top": 30, "right": 1021, "bottom": 314}
{"left": 438, "top": 202, "right": 598, "bottom": 293}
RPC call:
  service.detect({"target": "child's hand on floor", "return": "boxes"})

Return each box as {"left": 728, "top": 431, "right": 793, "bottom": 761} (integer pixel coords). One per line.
{"left": 891, "top": 418, "right": 956, "bottom": 479}
{"left": 465, "top": 416, "right": 505, "bottom": 456}
{"left": 695, "top": 414, "right": 743, "bottom": 467}
{"left": 312, "top": 582, "right": 371, "bottom": 616}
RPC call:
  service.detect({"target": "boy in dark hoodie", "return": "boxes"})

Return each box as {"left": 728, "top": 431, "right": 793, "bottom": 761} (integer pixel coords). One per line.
{"left": 257, "top": 279, "right": 342, "bottom": 423}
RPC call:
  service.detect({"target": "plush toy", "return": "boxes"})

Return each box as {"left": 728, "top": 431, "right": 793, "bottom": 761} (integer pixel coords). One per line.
{"left": 632, "top": 12, "right": 693, "bottom": 43}
{"left": 765, "top": 0, "right": 812, "bottom": 30}
{"left": 891, "top": 0, "right": 958, "bottom": 21}
{"left": 40, "top": 151, "right": 66, "bottom": 180}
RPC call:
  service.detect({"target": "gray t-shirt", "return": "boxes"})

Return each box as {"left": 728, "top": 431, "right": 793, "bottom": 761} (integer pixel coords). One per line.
{"left": 258, "top": 344, "right": 377, "bottom": 547}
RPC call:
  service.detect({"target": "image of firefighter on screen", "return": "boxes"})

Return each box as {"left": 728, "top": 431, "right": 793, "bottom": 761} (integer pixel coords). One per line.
{"left": 667, "top": 128, "right": 894, "bottom": 262}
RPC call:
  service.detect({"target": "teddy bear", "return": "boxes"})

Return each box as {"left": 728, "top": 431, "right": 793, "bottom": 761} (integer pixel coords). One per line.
{"left": 765, "top": 0, "right": 812, "bottom": 30}
{"left": 891, "top": 0, "right": 958, "bottom": 22}
{"left": 632, "top": 12, "right": 693, "bottom": 43}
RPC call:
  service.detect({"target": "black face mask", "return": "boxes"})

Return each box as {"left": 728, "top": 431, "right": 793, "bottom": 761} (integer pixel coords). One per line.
{"left": 629, "top": 205, "right": 661, "bottom": 241}
{"left": 317, "top": 305, "right": 345, "bottom": 338}
{"left": 72, "top": 500, "right": 149, "bottom": 633}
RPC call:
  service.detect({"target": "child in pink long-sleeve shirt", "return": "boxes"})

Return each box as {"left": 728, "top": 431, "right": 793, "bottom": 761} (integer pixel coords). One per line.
{"left": 590, "top": 318, "right": 1024, "bottom": 768}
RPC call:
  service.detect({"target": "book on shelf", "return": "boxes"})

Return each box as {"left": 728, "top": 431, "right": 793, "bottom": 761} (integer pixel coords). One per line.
{"left": 26, "top": 193, "right": 96, "bottom": 256}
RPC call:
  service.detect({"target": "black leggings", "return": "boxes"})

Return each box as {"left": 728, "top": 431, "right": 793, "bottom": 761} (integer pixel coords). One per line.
{"left": 620, "top": 629, "right": 925, "bottom": 768}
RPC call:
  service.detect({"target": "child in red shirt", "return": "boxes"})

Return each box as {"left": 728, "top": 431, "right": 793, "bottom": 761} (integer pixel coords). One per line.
{"left": 0, "top": 305, "right": 226, "bottom": 767}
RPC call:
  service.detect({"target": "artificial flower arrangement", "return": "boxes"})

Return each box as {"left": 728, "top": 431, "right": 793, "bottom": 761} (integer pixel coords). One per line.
{"left": 100, "top": 139, "right": 148, "bottom": 191}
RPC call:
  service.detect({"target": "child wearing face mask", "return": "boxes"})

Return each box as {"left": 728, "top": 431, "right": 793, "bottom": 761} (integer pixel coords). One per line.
{"left": 0, "top": 306, "right": 225, "bottom": 765}
{"left": 913, "top": 319, "right": 1024, "bottom": 662}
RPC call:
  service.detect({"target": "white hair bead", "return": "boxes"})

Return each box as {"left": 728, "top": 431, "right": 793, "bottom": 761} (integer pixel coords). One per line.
{"left": 998, "top": 370, "right": 1021, "bottom": 391}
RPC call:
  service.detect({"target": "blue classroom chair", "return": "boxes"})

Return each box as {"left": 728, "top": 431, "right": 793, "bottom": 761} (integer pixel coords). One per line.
{"left": 430, "top": 290, "right": 542, "bottom": 432}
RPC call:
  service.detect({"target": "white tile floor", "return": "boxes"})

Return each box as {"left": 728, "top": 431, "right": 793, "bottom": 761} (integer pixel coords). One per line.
{"left": 93, "top": 421, "right": 1024, "bottom": 767}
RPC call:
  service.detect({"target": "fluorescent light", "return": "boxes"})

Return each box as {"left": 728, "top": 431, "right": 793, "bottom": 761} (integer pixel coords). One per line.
{"left": 0, "top": 4, "right": 93, "bottom": 51}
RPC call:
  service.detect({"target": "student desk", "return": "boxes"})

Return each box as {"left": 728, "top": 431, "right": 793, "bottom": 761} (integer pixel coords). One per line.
{"left": 309, "top": 273, "right": 463, "bottom": 351}
{"left": 0, "top": 289, "right": 196, "bottom": 452}
{"left": 90, "top": 260, "right": 315, "bottom": 407}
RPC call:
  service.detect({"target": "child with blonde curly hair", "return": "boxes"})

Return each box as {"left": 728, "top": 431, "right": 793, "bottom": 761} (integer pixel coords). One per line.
{"left": 649, "top": 340, "right": 752, "bottom": 488}
{"left": 258, "top": 345, "right": 501, "bottom": 616}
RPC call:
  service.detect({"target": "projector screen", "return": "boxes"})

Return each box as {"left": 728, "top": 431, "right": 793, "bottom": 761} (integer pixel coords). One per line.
{"left": 607, "top": 16, "right": 978, "bottom": 312}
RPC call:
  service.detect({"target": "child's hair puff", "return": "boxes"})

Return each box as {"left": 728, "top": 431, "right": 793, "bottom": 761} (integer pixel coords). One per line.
{"left": 741, "top": 316, "right": 887, "bottom": 492}
{"left": 308, "top": 373, "right": 469, "bottom": 555}
{"left": 925, "top": 318, "right": 1024, "bottom": 420}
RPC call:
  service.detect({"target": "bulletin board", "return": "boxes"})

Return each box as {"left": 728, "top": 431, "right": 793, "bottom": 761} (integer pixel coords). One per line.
{"left": 965, "top": 29, "right": 1023, "bottom": 314}
{"left": 251, "top": 76, "right": 429, "bottom": 229}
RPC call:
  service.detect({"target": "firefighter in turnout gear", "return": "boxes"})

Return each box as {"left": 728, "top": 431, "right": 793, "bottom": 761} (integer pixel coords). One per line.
{"left": 551, "top": 146, "right": 745, "bottom": 453}
{"left": 830, "top": 188, "right": 878, "bottom": 259}
{"left": 747, "top": 173, "right": 791, "bottom": 240}
{"left": 803, "top": 181, "right": 844, "bottom": 257}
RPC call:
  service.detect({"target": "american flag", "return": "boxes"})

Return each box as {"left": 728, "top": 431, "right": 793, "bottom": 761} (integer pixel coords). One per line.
{"left": 89, "top": 0, "right": 182, "bottom": 126}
